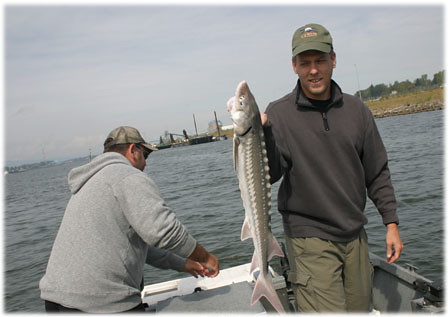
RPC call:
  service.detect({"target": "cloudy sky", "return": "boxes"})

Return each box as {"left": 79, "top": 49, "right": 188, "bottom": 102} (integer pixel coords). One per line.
{"left": 3, "top": 2, "right": 445, "bottom": 165}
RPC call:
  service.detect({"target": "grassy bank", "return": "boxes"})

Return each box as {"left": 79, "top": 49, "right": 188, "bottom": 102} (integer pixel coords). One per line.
{"left": 365, "top": 88, "right": 444, "bottom": 118}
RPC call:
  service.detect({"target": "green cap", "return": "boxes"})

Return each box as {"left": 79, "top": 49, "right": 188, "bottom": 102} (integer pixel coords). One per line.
{"left": 104, "top": 126, "right": 158, "bottom": 152}
{"left": 292, "top": 23, "right": 333, "bottom": 57}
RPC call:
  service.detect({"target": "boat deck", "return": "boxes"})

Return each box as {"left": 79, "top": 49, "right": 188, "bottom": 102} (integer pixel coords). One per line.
{"left": 142, "top": 263, "right": 289, "bottom": 313}
{"left": 142, "top": 253, "right": 443, "bottom": 313}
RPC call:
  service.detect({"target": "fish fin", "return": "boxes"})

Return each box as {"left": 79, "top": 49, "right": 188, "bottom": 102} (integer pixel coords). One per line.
{"left": 267, "top": 233, "right": 285, "bottom": 261}
{"left": 241, "top": 217, "right": 252, "bottom": 241}
{"left": 249, "top": 251, "right": 258, "bottom": 275}
{"left": 249, "top": 251, "right": 259, "bottom": 275}
{"left": 233, "top": 137, "right": 239, "bottom": 172}
{"left": 251, "top": 273, "right": 285, "bottom": 313}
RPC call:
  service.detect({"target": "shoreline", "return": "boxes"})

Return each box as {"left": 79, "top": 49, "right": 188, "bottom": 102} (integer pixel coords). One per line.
{"left": 371, "top": 100, "right": 444, "bottom": 119}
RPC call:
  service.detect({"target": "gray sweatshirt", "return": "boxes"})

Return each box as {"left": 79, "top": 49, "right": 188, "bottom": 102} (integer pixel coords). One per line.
{"left": 39, "top": 152, "right": 197, "bottom": 312}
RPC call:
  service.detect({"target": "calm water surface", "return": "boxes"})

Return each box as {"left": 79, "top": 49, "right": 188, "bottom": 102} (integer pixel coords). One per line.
{"left": 4, "top": 110, "right": 444, "bottom": 312}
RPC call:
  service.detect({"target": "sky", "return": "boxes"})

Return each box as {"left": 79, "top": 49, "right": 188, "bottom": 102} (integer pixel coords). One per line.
{"left": 3, "top": 1, "right": 446, "bottom": 165}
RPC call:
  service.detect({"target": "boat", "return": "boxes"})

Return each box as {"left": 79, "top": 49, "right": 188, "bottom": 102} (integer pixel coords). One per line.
{"left": 370, "top": 253, "right": 442, "bottom": 313}
{"left": 156, "top": 144, "right": 172, "bottom": 150}
{"left": 188, "top": 135, "right": 215, "bottom": 145}
{"left": 141, "top": 251, "right": 443, "bottom": 313}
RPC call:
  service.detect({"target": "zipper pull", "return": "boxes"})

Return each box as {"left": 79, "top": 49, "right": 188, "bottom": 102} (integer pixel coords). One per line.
{"left": 322, "top": 112, "right": 330, "bottom": 131}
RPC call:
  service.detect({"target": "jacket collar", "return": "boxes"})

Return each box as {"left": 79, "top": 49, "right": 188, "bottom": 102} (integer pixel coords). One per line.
{"left": 294, "top": 79, "right": 344, "bottom": 111}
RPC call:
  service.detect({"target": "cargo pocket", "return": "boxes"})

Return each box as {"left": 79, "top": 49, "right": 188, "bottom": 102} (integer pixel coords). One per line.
{"left": 288, "top": 269, "right": 318, "bottom": 311}
{"left": 288, "top": 270, "right": 310, "bottom": 287}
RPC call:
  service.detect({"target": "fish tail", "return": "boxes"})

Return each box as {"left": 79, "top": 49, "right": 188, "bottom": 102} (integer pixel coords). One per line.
{"left": 251, "top": 272, "right": 285, "bottom": 313}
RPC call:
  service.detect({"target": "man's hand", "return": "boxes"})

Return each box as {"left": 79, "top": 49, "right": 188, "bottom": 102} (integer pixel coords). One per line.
{"left": 188, "top": 243, "right": 220, "bottom": 278}
{"left": 182, "top": 259, "right": 206, "bottom": 278}
{"left": 202, "top": 253, "right": 219, "bottom": 278}
{"left": 385, "top": 223, "right": 404, "bottom": 263}
{"left": 260, "top": 113, "right": 268, "bottom": 126}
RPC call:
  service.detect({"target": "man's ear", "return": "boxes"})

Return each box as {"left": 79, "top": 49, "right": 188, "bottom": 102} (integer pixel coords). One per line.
{"left": 292, "top": 58, "right": 298, "bottom": 74}
{"left": 124, "top": 144, "right": 137, "bottom": 164}
{"left": 129, "top": 143, "right": 138, "bottom": 154}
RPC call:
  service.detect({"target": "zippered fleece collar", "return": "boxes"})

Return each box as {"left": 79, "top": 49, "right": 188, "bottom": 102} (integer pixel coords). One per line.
{"left": 295, "top": 79, "right": 344, "bottom": 112}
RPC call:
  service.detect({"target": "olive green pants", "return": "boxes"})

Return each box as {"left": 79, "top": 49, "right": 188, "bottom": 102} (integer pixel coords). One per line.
{"left": 284, "top": 229, "right": 373, "bottom": 313}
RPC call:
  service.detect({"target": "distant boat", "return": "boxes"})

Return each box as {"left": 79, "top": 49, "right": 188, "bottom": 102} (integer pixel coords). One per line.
{"left": 188, "top": 135, "right": 214, "bottom": 145}
{"left": 156, "top": 144, "right": 172, "bottom": 150}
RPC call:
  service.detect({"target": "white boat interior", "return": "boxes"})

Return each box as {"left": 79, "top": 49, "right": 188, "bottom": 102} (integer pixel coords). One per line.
{"left": 142, "top": 252, "right": 443, "bottom": 313}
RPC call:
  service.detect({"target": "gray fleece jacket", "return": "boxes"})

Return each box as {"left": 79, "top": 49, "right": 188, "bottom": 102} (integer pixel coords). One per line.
{"left": 264, "top": 80, "right": 399, "bottom": 242}
{"left": 39, "top": 153, "right": 197, "bottom": 312}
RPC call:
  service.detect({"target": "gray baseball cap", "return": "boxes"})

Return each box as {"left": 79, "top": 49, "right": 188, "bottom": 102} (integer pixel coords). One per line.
{"left": 104, "top": 126, "right": 158, "bottom": 152}
{"left": 292, "top": 23, "right": 333, "bottom": 57}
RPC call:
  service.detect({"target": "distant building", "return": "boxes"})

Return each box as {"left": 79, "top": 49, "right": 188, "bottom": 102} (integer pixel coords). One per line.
{"left": 208, "top": 120, "right": 223, "bottom": 133}
{"left": 221, "top": 125, "right": 233, "bottom": 131}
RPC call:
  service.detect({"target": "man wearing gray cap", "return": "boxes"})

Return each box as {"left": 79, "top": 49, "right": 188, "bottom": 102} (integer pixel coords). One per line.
{"left": 261, "top": 24, "right": 403, "bottom": 312}
{"left": 40, "top": 126, "right": 219, "bottom": 313}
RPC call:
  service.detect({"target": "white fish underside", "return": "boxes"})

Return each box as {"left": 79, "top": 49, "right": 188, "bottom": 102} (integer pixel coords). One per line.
{"left": 237, "top": 126, "right": 272, "bottom": 274}
{"left": 228, "top": 81, "right": 285, "bottom": 313}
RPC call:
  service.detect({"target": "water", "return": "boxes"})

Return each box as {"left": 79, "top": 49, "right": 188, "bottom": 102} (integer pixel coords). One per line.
{"left": 4, "top": 110, "right": 443, "bottom": 312}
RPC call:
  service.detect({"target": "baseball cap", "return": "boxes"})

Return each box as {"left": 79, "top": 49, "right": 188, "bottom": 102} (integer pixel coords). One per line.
{"left": 104, "top": 126, "right": 158, "bottom": 152}
{"left": 292, "top": 23, "right": 333, "bottom": 57}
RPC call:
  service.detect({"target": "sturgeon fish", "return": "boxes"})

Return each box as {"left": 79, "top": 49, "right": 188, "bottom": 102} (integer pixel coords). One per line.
{"left": 227, "top": 81, "right": 285, "bottom": 313}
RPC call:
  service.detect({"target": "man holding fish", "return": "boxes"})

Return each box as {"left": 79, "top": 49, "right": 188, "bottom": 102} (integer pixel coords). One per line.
{"left": 260, "top": 23, "right": 404, "bottom": 312}
{"left": 229, "top": 23, "right": 403, "bottom": 313}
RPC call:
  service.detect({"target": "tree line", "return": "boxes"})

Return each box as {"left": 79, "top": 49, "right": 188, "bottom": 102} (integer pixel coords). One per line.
{"left": 5, "top": 160, "right": 55, "bottom": 174}
{"left": 355, "top": 70, "right": 444, "bottom": 101}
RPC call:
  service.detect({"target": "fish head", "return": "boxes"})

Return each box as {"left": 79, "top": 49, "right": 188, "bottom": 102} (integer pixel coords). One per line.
{"left": 227, "top": 81, "right": 260, "bottom": 136}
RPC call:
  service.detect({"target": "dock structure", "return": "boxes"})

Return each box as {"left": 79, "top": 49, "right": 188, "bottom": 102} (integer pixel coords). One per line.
{"left": 156, "top": 111, "right": 228, "bottom": 149}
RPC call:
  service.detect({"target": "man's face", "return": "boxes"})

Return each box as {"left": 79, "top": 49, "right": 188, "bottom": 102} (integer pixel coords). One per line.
{"left": 134, "top": 145, "right": 149, "bottom": 171}
{"left": 292, "top": 50, "right": 336, "bottom": 100}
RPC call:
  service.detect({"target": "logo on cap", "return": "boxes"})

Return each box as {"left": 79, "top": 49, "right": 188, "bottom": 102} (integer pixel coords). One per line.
{"left": 301, "top": 26, "right": 318, "bottom": 38}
